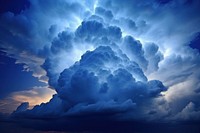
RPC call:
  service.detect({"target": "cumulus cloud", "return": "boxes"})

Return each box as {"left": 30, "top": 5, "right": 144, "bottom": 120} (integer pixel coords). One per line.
{"left": 0, "top": 0, "right": 200, "bottom": 132}
{"left": 144, "top": 43, "right": 163, "bottom": 74}
{"left": 51, "top": 31, "right": 74, "bottom": 54}
{"left": 121, "top": 36, "right": 148, "bottom": 70}
{"left": 14, "top": 45, "right": 166, "bottom": 122}
{"left": 95, "top": 6, "right": 113, "bottom": 22}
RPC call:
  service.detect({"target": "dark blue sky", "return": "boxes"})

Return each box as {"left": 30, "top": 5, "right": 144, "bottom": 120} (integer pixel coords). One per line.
{"left": 0, "top": 0, "right": 30, "bottom": 14}
{"left": 189, "top": 32, "right": 200, "bottom": 52}
{"left": 0, "top": 50, "right": 45, "bottom": 98}
{"left": 0, "top": 0, "right": 200, "bottom": 133}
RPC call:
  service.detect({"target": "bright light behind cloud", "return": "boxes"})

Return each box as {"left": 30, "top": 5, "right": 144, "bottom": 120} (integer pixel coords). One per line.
{"left": 11, "top": 86, "right": 56, "bottom": 109}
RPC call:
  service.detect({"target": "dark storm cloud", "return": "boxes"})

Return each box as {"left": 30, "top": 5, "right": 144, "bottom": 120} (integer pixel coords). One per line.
{"left": 1, "top": 0, "right": 200, "bottom": 132}
{"left": 13, "top": 45, "right": 166, "bottom": 122}
{"left": 10, "top": 0, "right": 200, "bottom": 127}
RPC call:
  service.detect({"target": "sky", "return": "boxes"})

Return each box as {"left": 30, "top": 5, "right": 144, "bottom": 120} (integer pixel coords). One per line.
{"left": 0, "top": 0, "right": 200, "bottom": 133}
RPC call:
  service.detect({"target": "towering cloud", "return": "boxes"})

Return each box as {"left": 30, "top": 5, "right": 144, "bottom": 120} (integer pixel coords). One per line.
{"left": 0, "top": 0, "right": 200, "bottom": 132}
{"left": 13, "top": 21, "right": 166, "bottom": 122}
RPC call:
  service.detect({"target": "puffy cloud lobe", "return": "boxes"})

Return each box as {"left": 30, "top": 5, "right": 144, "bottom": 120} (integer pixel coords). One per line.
{"left": 87, "top": 14, "right": 104, "bottom": 23}
{"left": 121, "top": 36, "right": 148, "bottom": 70}
{"left": 79, "top": 46, "right": 120, "bottom": 69}
{"left": 51, "top": 31, "right": 74, "bottom": 54}
{"left": 75, "top": 20, "right": 122, "bottom": 43}
{"left": 144, "top": 43, "right": 163, "bottom": 74}
{"left": 76, "top": 21, "right": 104, "bottom": 40}
{"left": 77, "top": 46, "right": 147, "bottom": 82}
{"left": 60, "top": 69, "right": 99, "bottom": 104}
{"left": 42, "top": 58, "right": 60, "bottom": 88}
{"left": 95, "top": 7, "right": 113, "bottom": 21}
{"left": 112, "top": 17, "right": 138, "bottom": 36}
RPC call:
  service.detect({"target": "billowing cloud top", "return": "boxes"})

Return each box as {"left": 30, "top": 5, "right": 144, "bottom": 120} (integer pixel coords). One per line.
{"left": 1, "top": 0, "right": 200, "bottom": 132}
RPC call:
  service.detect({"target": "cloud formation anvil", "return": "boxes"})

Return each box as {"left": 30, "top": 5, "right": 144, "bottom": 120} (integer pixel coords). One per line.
{"left": 0, "top": 0, "right": 200, "bottom": 133}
